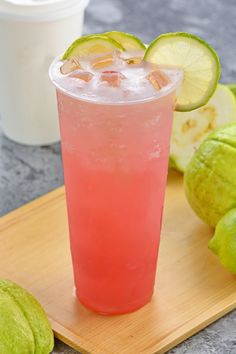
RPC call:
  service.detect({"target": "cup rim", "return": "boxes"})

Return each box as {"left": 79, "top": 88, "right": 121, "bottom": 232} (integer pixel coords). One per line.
{"left": 49, "top": 55, "right": 183, "bottom": 106}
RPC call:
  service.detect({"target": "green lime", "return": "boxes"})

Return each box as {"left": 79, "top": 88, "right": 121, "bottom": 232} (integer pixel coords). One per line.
{"left": 144, "top": 32, "right": 221, "bottom": 112}
{"left": 62, "top": 34, "right": 124, "bottom": 60}
{"left": 184, "top": 123, "right": 236, "bottom": 227}
{"left": 0, "top": 279, "right": 54, "bottom": 354}
{"left": 208, "top": 208, "right": 236, "bottom": 274}
{"left": 170, "top": 84, "right": 236, "bottom": 172}
{"left": 104, "top": 31, "right": 145, "bottom": 51}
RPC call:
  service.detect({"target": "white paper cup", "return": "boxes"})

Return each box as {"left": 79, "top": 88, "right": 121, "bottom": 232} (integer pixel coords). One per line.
{"left": 0, "top": 0, "right": 89, "bottom": 145}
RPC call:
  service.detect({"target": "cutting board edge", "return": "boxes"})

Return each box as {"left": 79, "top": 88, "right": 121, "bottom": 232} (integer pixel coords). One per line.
{"left": 154, "top": 297, "right": 236, "bottom": 354}
{"left": 50, "top": 296, "right": 236, "bottom": 354}
{"left": 0, "top": 187, "right": 65, "bottom": 230}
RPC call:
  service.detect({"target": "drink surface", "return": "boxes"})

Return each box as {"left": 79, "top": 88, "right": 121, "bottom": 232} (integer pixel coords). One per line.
{"left": 50, "top": 51, "right": 182, "bottom": 104}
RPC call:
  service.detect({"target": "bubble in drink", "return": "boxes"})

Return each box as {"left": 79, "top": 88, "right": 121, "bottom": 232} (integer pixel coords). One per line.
{"left": 60, "top": 56, "right": 81, "bottom": 75}
{"left": 100, "top": 70, "right": 126, "bottom": 87}
{"left": 69, "top": 71, "right": 94, "bottom": 82}
{"left": 146, "top": 70, "right": 171, "bottom": 90}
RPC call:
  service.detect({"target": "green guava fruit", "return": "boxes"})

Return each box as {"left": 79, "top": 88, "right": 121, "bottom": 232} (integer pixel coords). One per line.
{"left": 208, "top": 208, "right": 236, "bottom": 273}
{"left": 184, "top": 123, "right": 236, "bottom": 227}
{"left": 0, "top": 279, "right": 54, "bottom": 354}
{"left": 226, "top": 83, "right": 236, "bottom": 97}
{"left": 0, "top": 288, "right": 35, "bottom": 354}
{"left": 170, "top": 84, "right": 236, "bottom": 172}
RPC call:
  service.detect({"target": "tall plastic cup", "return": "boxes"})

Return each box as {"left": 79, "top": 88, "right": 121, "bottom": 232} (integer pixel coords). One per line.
{"left": 50, "top": 63, "right": 177, "bottom": 315}
{"left": 0, "top": 0, "right": 89, "bottom": 145}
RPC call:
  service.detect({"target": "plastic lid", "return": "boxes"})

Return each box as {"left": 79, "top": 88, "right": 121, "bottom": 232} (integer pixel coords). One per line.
{"left": 0, "top": 0, "right": 90, "bottom": 22}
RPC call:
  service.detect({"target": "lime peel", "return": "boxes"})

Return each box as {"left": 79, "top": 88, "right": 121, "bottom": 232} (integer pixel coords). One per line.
{"left": 62, "top": 34, "right": 124, "bottom": 60}
{"left": 104, "top": 31, "right": 146, "bottom": 51}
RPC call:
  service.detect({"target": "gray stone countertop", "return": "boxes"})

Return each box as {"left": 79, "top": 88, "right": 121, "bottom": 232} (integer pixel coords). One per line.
{"left": 1, "top": 0, "right": 236, "bottom": 353}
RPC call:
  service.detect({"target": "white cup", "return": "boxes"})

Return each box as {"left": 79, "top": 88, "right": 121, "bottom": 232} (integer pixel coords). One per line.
{"left": 0, "top": 0, "right": 90, "bottom": 145}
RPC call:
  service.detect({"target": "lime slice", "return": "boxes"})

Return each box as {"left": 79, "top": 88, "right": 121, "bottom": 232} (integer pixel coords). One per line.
{"left": 170, "top": 84, "right": 236, "bottom": 172}
{"left": 144, "top": 32, "right": 221, "bottom": 112}
{"left": 104, "top": 31, "right": 145, "bottom": 51}
{"left": 62, "top": 35, "right": 124, "bottom": 60}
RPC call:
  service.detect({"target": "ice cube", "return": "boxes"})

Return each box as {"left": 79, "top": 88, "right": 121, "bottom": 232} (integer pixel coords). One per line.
{"left": 123, "top": 57, "right": 143, "bottom": 65}
{"left": 146, "top": 70, "right": 171, "bottom": 90}
{"left": 100, "top": 70, "right": 126, "bottom": 87}
{"left": 91, "top": 53, "right": 114, "bottom": 69}
{"left": 69, "top": 70, "right": 93, "bottom": 82}
{"left": 60, "top": 56, "right": 81, "bottom": 75}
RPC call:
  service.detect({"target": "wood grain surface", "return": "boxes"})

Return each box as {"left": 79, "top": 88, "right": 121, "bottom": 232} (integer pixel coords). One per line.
{"left": 0, "top": 170, "right": 236, "bottom": 354}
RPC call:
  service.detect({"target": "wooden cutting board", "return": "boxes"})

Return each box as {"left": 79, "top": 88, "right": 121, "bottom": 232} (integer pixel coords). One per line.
{"left": 0, "top": 170, "right": 236, "bottom": 354}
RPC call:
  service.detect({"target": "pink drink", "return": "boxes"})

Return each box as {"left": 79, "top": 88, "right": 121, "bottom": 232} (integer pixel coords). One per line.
{"left": 50, "top": 54, "right": 181, "bottom": 314}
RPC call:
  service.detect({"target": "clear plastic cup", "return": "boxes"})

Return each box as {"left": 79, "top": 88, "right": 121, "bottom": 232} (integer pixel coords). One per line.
{"left": 50, "top": 59, "right": 180, "bottom": 314}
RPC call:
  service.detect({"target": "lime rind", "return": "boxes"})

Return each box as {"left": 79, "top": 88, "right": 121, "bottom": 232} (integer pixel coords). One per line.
{"left": 62, "top": 34, "right": 125, "bottom": 60}
{"left": 144, "top": 32, "right": 221, "bottom": 112}
{"left": 104, "top": 31, "right": 146, "bottom": 51}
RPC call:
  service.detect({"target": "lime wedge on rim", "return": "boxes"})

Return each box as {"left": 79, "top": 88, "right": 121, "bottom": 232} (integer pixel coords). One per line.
{"left": 144, "top": 32, "right": 221, "bottom": 112}
{"left": 62, "top": 35, "right": 124, "bottom": 60}
{"left": 104, "top": 31, "right": 146, "bottom": 51}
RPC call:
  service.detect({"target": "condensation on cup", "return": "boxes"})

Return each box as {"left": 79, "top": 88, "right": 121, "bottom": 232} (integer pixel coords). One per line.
{"left": 0, "top": 0, "right": 90, "bottom": 145}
